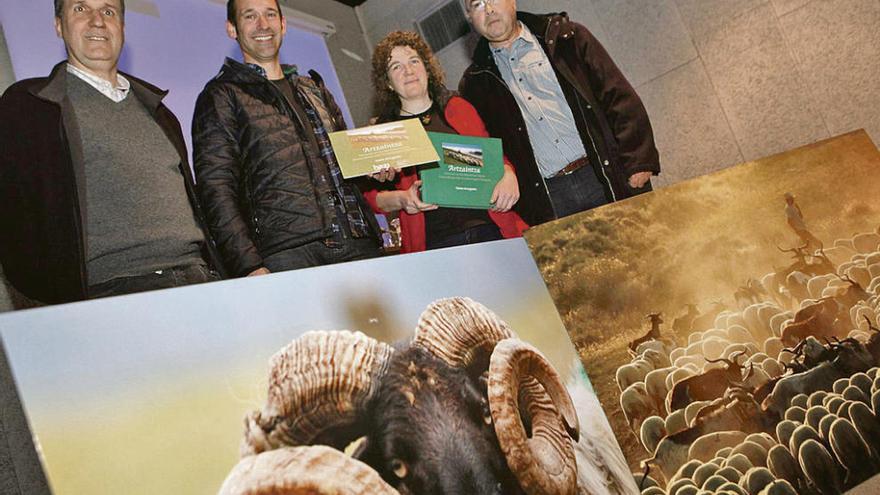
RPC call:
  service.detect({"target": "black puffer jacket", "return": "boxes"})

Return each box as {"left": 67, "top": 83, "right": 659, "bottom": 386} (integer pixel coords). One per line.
{"left": 193, "top": 58, "right": 363, "bottom": 277}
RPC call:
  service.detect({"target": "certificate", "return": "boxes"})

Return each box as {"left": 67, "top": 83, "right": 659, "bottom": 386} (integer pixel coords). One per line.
{"left": 419, "top": 132, "right": 503, "bottom": 209}
{"left": 329, "top": 119, "right": 440, "bottom": 178}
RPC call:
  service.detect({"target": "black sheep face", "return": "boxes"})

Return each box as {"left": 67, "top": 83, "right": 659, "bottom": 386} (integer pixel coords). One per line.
{"left": 357, "top": 346, "right": 524, "bottom": 495}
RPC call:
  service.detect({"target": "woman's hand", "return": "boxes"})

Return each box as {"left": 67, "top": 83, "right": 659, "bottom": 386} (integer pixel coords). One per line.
{"left": 376, "top": 180, "right": 437, "bottom": 214}
{"left": 398, "top": 180, "right": 438, "bottom": 214}
{"left": 368, "top": 166, "right": 400, "bottom": 183}
{"left": 490, "top": 165, "right": 519, "bottom": 212}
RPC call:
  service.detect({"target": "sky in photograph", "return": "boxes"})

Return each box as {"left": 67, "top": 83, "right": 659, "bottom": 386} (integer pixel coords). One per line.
{"left": 0, "top": 239, "right": 569, "bottom": 416}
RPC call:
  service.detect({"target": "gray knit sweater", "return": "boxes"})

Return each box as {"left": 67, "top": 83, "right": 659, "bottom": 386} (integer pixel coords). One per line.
{"left": 67, "top": 76, "right": 204, "bottom": 285}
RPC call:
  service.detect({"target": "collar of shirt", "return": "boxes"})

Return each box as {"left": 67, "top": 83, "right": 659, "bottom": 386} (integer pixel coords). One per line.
{"left": 244, "top": 62, "right": 299, "bottom": 80}
{"left": 66, "top": 63, "right": 130, "bottom": 103}
{"left": 491, "top": 22, "right": 536, "bottom": 58}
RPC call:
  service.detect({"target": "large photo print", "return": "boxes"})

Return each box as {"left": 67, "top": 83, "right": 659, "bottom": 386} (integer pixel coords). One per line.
{"left": 526, "top": 131, "right": 880, "bottom": 494}
{"left": 0, "top": 240, "right": 634, "bottom": 495}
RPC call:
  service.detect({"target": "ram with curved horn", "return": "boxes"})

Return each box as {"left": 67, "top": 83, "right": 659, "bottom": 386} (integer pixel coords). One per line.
{"left": 219, "top": 297, "right": 592, "bottom": 495}
{"left": 665, "top": 351, "right": 749, "bottom": 412}
{"left": 762, "top": 340, "right": 876, "bottom": 419}
{"left": 628, "top": 313, "right": 665, "bottom": 352}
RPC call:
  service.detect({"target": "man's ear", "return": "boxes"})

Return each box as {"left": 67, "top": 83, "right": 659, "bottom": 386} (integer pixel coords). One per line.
{"left": 226, "top": 20, "right": 238, "bottom": 40}
{"left": 54, "top": 16, "right": 63, "bottom": 39}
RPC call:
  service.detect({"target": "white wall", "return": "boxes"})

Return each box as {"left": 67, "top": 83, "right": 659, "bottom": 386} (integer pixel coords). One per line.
{"left": 286, "top": 0, "right": 377, "bottom": 125}
{"left": 358, "top": 0, "right": 880, "bottom": 187}
{"left": 0, "top": 24, "right": 13, "bottom": 95}
{"left": 0, "top": 0, "right": 354, "bottom": 154}
{"left": 359, "top": 0, "right": 478, "bottom": 96}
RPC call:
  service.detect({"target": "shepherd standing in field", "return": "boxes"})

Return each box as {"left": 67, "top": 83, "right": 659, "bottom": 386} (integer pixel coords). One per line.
{"left": 784, "top": 192, "right": 823, "bottom": 251}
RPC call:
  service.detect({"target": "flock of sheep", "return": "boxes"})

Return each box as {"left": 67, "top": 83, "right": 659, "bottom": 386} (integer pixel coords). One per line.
{"left": 612, "top": 227, "right": 880, "bottom": 495}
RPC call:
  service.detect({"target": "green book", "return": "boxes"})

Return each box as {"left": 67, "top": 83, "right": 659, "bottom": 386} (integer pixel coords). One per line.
{"left": 420, "top": 132, "right": 503, "bottom": 209}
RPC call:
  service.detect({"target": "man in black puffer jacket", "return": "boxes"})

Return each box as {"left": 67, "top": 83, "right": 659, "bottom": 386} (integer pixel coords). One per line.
{"left": 193, "top": 0, "right": 381, "bottom": 277}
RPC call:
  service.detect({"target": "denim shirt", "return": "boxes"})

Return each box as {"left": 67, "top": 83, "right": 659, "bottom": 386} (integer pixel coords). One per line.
{"left": 491, "top": 23, "right": 587, "bottom": 177}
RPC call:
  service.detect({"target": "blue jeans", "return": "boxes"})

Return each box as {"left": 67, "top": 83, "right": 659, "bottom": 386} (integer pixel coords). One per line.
{"left": 544, "top": 164, "right": 610, "bottom": 219}
{"left": 262, "top": 237, "right": 380, "bottom": 272}
{"left": 426, "top": 223, "right": 502, "bottom": 250}
{"left": 88, "top": 264, "right": 219, "bottom": 299}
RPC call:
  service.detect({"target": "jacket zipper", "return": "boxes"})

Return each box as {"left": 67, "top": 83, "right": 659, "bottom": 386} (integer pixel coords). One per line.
{"left": 266, "top": 78, "right": 330, "bottom": 231}
{"left": 58, "top": 118, "right": 89, "bottom": 295}
{"left": 250, "top": 80, "right": 302, "bottom": 237}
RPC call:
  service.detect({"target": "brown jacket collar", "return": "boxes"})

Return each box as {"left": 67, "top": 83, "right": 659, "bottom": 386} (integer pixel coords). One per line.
{"left": 31, "top": 61, "right": 169, "bottom": 114}
{"left": 470, "top": 12, "right": 573, "bottom": 70}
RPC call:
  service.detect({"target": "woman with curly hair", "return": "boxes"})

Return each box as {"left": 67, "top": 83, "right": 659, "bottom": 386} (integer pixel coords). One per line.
{"left": 363, "top": 31, "right": 527, "bottom": 252}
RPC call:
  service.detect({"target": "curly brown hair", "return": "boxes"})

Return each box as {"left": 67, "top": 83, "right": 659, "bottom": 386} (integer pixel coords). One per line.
{"left": 371, "top": 31, "right": 447, "bottom": 122}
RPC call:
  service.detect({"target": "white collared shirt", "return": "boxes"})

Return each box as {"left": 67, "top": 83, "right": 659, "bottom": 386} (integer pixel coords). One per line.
{"left": 66, "top": 63, "right": 131, "bottom": 103}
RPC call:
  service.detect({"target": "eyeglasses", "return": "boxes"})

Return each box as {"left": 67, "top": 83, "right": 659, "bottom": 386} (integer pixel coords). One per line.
{"left": 467, "top": 0, "right": 500, "bottom": 12}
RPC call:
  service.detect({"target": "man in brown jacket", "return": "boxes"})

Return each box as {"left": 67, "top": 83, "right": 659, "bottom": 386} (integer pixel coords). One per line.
{"left": 459, "top": 0, "right": 660, "bottom": 225}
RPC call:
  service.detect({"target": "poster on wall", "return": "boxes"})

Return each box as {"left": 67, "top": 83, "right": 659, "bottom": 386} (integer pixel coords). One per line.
{"left": 525, "top": 130, "right": 880, "bottom": 493}
{"left": 0, "top": 239, "right": 635, "bottom": 495}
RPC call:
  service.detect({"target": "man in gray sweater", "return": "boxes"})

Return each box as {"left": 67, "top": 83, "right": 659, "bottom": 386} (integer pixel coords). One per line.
{"left": 0, "top": 0, "right": 223, "bottom": 306}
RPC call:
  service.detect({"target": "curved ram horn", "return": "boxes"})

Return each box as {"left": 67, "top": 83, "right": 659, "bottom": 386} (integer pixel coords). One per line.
{"left": 834, "top": 272, "right": 861, "bottom": 288}
{"left": 219, "top": 446, "right": 399, "bottom": 495}
{"left": 241, "top": 331, "right": 393, "bottom": 456}
{"left": 726, "top": 365, "right": 755, "bottom": 391}
{"left": 488, "top": 339, "right": 578, "bottom": 495}
{"left": 729, "top": 350, "right": 747, "bottom": 364}
{"left": 411, "top": 297, "right": 515, "bottom": 369}
{"left": 812, "top": 248, "right": 832, "bottom": 263}
{"left": 705, "top": 356, "right": 736, "bottom": 367}
{"left": 705, "top": 352, "right": 744, "bottom": 371}
{"left": 865, "top": 315, "right": 880, "bottom": 334}
{"left": 782, "top": 339, "right": 807, "bottom": 356}
{"left": 742, "top": 362, "right": 755, "bottom": 381}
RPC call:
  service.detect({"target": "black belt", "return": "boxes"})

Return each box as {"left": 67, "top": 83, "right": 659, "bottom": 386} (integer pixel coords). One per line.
{"left": 550, "top": 156, "right": 590, "bottom": 178}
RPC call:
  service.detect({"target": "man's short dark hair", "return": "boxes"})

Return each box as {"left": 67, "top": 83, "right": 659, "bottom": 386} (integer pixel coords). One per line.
{"left": 226, "top": 0, "right": 283, "bottom": 25}
{"left": 54, "top": 0, "right": 126, "bottom": 19}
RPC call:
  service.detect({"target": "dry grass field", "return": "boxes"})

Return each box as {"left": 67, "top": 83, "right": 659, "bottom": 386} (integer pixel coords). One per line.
{"left": 525, "top": 131, "right": 880, "bottom": 471}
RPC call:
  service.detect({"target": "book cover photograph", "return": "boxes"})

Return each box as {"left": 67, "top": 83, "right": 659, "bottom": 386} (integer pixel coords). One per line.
{"left": 524, "top": 131, "right": 880, "bottom": 494}
{"left": 0, "top": 240, "right": 635, "bottom": 495}
{"left": 328, "top": 119, "right": 439, "bottom": 178}
{"left": 419, "top": 132, "right": 503, "bottom": 209}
